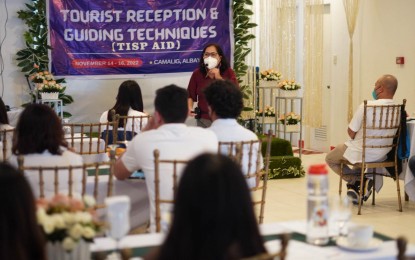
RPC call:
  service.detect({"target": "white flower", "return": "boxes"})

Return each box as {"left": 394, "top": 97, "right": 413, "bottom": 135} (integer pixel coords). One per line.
{"left": 83, "top": 195, "right": 96, "bottom": 208}
{"left": 42, "top": 217, "right": 55, "bottom": 234}
{"left": 69, "top": 223, "right": 84, "bottom": 240}
{"left": 74, "top": 212, "right": 92, "bottom": 224}
{"left": 52, "top": 214, "right": 66, "bottom": 229}
{"left": 36, "top": 208, "right": 47, "bottom": 225}
{"left": 62, "top": 237, "right": 76, "bottom": 251}
{"left": 82, "top": 226, "right": 96, "bottom": 239}
{"left": 62, "top": 212, "right": 76, "bottom": 225}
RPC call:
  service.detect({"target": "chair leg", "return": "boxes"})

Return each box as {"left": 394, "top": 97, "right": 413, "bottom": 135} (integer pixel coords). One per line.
{"left": 405, "top": 192, "right": 409, "bottom": 202}
{"left": 395, "top": 165, "right": 403, "bottom": 212}
{"left": 339, "top": 162, "right": 343, "bottom": 196}
{"left": 372, "top": 174, "right": 376, "bottom": 205}
{"left": 357, "top": 169, "right": 365, "bottom": 215}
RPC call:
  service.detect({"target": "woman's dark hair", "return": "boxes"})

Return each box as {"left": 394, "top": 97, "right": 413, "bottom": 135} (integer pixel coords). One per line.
{"left": 0, "top": 97, "right": 9, "bottom": 124}
{"left": 107, "top": 80, "right": 144, "bottom": 127}
{"left": 0, "top": 163, "right": 46, "bottom": 260}
{"left": 157, "top": 153, "right": 266, "bottom": 260}
{"left": 198, "top": 43, "right": 230, "bottom": 76}
{"left": 12, "top": 104, "right": 67, "bottom": 155}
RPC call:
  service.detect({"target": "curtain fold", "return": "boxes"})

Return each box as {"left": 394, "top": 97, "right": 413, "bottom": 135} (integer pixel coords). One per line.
{"left": 303, "top": 0, "right": 324, "bottom": 127}
{"left": 343, "top": 0, "right": 360, "bottom": 121}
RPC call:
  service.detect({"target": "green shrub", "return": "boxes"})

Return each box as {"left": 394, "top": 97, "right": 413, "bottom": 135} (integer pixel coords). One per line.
{"left": 259, "top": 135, "right": 293, "bottom": 156}
{"left": 268, "top": 156, "right": 305, "bottom": 179}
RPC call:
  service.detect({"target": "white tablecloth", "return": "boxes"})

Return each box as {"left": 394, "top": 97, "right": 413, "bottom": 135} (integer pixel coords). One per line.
{"left": 7, "top": 107, "right": 23, "bottom": 127}
{"left": 86, "top": 175, "right": 149, "bottom": 230}
{"left": 91, "top": 220, "right": 415, "bottom": 259}
{"left": 403, "top": 121, "right": 415, "bottom": 201}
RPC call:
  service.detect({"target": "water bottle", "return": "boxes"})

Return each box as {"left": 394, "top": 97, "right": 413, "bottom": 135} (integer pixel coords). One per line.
{"left": 306, "top": 164, "right": 329, "bottom": 245}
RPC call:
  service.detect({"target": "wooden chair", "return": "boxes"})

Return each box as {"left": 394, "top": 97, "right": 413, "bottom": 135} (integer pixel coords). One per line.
{"left": 0, "top": 128, "right": 14, "bottom": 161}
{"left": 217, "top": 130, "right": 273, "bottom": 224}
{"left": 115, "top": 113, "right": 151, "bottom": 145}
{"left": 153, "top": 149, "right": 188, "bottom": 233}
{"left": 17, "top": 150, "right": 116, "bottom": 208}
{"left": 63, "top": 116, "right": 118, "bottom": 158}
{"left": 339, "top": 99, "right": 406, "bottom": 215}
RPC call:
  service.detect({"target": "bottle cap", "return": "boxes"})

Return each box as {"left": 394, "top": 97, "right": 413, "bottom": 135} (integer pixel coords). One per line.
{"left": 308, "top": 164, "right": 328, "bottom": 175}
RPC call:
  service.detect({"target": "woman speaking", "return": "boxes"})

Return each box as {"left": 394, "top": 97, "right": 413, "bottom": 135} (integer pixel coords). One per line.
{"left": 187, "top": 43, "right": 238, "bottom": 127}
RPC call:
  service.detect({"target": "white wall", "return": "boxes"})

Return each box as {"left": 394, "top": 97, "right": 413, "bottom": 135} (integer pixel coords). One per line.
{"left": 327, "top": 0, "right": 415, "bottom": 147}
{"left": 1, "top": 0, "right": 414, "bottom": 137}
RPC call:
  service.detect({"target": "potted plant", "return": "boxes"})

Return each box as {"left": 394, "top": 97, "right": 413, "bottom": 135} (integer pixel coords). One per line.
{"left": 256, "top": 105, "right": 276, "bottom": 124}
{"left": 259, "top": 69, "right": 282, "bottom": 87}
{"left": 29, "top": 66, "right": 64, "bottom": 100}
{"left": 278, "top": 80, "right": 301, "bottom": 97}
{"left": 279, "top": 112, "right": 301, "bottom": 132}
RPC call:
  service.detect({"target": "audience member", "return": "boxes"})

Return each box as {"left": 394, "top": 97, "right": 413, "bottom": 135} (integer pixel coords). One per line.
{"left": 145, "top": 153, "right": 267, "bottom": 260}
{"left": 187, "top": 43, "right": 238, "bottom": 128}
{"left": 204, "top": 80, "right": 262, "bottom": 188}
{"left": 325, "top": 74, "right": 398, "bottom": 204}
{"left": 0, "top": 97, "right": 14, "bottom": 160}
{"left": 100, "top": 80, "right": 148, "bottom": 138}
{"left": 0, "top": 163, "right": 46, "bottom": 260}
{"left": 409, "top": 156, "right": 415, "bottom": 175}
{"left": 114, "top": 84, "right": 218, "bottom": 232}
{"left": 9, "top": 104, "right": 83, "bottom": 198}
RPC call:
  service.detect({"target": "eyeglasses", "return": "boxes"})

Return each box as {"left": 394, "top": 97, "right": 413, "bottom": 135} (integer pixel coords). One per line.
{"left": 203, "top": 52, "right": 218, "bottom": 58}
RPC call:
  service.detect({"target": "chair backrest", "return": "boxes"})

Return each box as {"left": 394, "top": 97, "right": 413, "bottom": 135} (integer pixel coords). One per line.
{"left": 153, "top": 149, "right": 188, "bottom": 233}
{"left": 0, "top": 128, "right": 14, "bottom": 161}
{"left": 217, "top": 130, "right": 273, "bottom": 223}
{"left": 17, "top": 150, "right": 116, "bottom": 208}
{"left": 116, "top": 114, "right": 151, "bottom": 143}
{"left": 361, "top": 99, "right": 406, "bottom": 164}
{"left": 63, "top": 117, "right": 118, "bottom": 156}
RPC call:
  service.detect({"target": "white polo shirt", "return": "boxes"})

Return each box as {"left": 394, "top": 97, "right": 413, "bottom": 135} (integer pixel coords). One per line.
{"left": 209, "top": 119, "right": 263, "bottom": 188}
{"left": 344, "top": 99, "right": 397, "bottom": 163}
{"left": 121, "top": 123, "right": 218, "bottom": 232}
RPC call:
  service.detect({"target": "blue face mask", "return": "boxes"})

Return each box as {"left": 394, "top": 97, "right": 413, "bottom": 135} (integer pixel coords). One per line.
{"left": 372, "top": 90, "right": 378, "bottom": 100}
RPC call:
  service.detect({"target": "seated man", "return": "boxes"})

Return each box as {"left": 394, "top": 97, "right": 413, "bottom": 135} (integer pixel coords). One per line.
{"left": 114, "top": 84, "right": 218, "bottom": 232}
{"left": 204, "top": 80, "right": 262, "bottom": 188}
{"left": 325, "top": 74, "right": 398, "bottom": 204}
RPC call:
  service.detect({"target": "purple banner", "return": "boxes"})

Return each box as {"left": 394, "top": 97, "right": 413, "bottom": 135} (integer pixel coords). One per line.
{"left": 48, "top": 0, "right": 232, "bottom": 76}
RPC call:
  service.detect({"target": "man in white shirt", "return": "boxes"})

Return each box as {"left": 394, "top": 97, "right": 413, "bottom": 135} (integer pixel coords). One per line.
{"left": 325, "top": 74, "right": 398, "bottom": 203}
{"left": 204, "top": 80, "right": 262, "bottom": 188}
{"left": 114, "top": 84, "right": 218, "bottom": 232}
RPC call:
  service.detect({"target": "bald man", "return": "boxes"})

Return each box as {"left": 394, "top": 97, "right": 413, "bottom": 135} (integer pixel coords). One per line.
{"left": 325, "top": 74, "right": 398, "bottom": 204}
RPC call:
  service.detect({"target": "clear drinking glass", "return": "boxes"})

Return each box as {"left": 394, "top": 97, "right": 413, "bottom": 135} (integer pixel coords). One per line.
{"left": 330, "top": 195, "right": 352, "bottom": 239}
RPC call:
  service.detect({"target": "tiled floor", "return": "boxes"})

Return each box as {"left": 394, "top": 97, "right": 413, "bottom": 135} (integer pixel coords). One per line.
{"left": 264, "top": 153, "right": 415, "bottom": 244}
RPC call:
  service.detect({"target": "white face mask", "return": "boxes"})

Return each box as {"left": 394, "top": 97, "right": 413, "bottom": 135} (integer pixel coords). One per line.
{"left": 204, "top": 56, "right": 219, "bottom": 70}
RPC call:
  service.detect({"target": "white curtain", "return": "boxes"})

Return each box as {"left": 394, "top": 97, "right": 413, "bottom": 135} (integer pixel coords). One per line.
{"left": 343, "top": 0, "right": 361, "bottom": 121}
{"left": 303, "top": 0, "right": 324, "bottom": 127}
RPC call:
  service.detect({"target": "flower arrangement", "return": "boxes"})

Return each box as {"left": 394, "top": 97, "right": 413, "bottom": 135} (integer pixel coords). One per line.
{"left": 260, "top": 69, "right": 282, "bottom": 81}
{"left": 36, "top": 194, "right": 104, "bottom": 251}
{"left": 278, "top": 80, "right": 301, "bottom": 91}
{"left": 279, "top": 112, "right": 301, "bottom": 125}
{"left": 256, "top": 106, "right": 275, "bottom": 117}
{"left": 29, "top": 67, "right": 64, "bottom": 93}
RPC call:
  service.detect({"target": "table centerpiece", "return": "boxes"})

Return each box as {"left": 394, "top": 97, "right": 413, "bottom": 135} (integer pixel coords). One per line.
{"left": 37, "top": 194, "right": 105, "bottom": 260}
